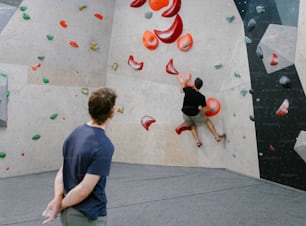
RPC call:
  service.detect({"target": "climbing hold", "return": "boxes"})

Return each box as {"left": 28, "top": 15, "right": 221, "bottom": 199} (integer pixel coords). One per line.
{"left": 37, "top": 56, "right": 45, "bottom": 60}
{"left": 256, "top": 45, "right": 263, "bottom": 59}
{"left": 240, "top": 89, "right": 248, "bottom": 96}
{"left": 6, "top": 90, "right": 10, "bottom": 97}
{"left": 177, "top": 33, "right": 193, "bottom": 52}
{"left": 177, "top": 73, "right": 193, "bottom": 87}
{"left": 130, "top": 0, "right": 147, "bottom": 8}
{"left": 79, "top": 4, "right": 87, "bottom": 11}
{"left": 19, "top": 6, "right": 27, "bottom": 11}
{"left": 144, "top": 11, "right": 153, "bottom": 19}
{"left": 175, "top": 122, "right": 191, "bottom": 135}
{"left": 154, "top": 14, "right": 183, "bottom": 44}
{"left": 0, "top": 152, "right": 6, "bottom": 158}
{"left": 59, "top": 20, "right": 68, "bottom": 28}
{"left": 117, "top": 106, "right": 124, "bottom": 113}
{"left": 142, "top": 30, "right": 159, "bottom": 50}
{"left": 279, "top": 76, "right": 291, "bottom": 88}
{"left": 256, "top": 5, "right": 265, "bottom": 14}
{"left": 141, "top": 115, "right": 156, "bottom": 131}
{"left": 270, "top": 53, "right": 278, "bottom": 66}
{"left": 112, "top": 62, "right": 119, "bottom": 71}
{"left": 269, "top": 144, "right": 276, "bottom": 152}
{"left": 276, "top": 99, "right": 289, "bottom": 117}
{"left": 23, "top": 13, "right": 30, "bottom": 20}
{"left": 234, "top": 72, "right": 241, "bottom": 78}
{"left": 81, "top": 87, "right": 89, "bottom": 95}
{"left": 94, "top": 13, "right": 103, "bottom": 20}
{"left": 245, "top": 36, "right": 252, "bottom": 44}
{"left": 226, "top": 16, "right": 235, "bottom": 23}
{"left": 90, "top": 42, "right": 99, "bottom": 51}
{"left": 166, "top": 58, "right": 179, "bottom": 75}
{"left": 32, "top": 134, "right": 41, "bottom": 140}
{"left": 42, "top": 77, "right": 49, "bottom": 84}
{"left": 162, "top": 0, "right": 181, "bottom": 17}
{"left": 249, "top": 89, "right": 254, "bottom": 95}
{"left": 47, "top": 35, "right": 54, "bottom": 40}
{"left": 149, "top": 0, "right": 169, "bottom": 11}
{"left": 0, "top": 72, "right": 7, "bottom": 78}
{"left": 205, "top": 97, "right": 221, "bottom": 117}
{"left": 249, "top": 115, "right": 255, "bottom": 121}
{"left": 69, "top": 41, "right": 79, "bottom": 48}
{"left": 128, "top": 55, "right": 144, "bottom": 71}
{"left": 50, "top": 113, "right": 58, "bottom": 120}
{"left": 247, "top": 18, "right": 256, "bottom": 32}
{"left": 214, "top": 64, "right": 223, "bottom": 69}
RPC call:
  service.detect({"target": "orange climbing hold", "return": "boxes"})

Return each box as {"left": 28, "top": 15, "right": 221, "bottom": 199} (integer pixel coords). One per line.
{"left": 142, "top": 30, "right": 159, "bottom": 50}
{"left": 59, "top": 20, "right": 68, "bottom": 28}
{"left": 205, "top": 97, "right": 221, "bottom": 117}
{"left": 94, "top": 13, "right": 103, "bottom": 20}
{"left": 175, "top": 122, "right": 191, "bottom": 135}
{"left": 69, "top": 41, "right": 79, "bottom": 48}
{"left": 177, "top": 33, "right": 193, "bottom": 52}
{"left": 149, "top": 0, "right": 169, "bottom": 11}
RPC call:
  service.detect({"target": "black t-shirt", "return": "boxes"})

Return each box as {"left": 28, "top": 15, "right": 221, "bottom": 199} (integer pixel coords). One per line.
{"left": 182, "top": 87, "right": 206, "bottom": 116}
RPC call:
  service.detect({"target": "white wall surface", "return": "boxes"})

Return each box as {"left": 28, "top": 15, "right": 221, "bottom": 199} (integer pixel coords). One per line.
{"left": 0, "top": 0, "right": 260, "bottom": 178}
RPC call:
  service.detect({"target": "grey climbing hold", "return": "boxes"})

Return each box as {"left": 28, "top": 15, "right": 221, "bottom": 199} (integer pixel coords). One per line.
{"left": 245, "top": 36, "right": 252, "bottom": 44}
{"left": 279, "top": 76, "right": 291, "bottom": 88}
{"left": 256, "top": 45, "right": 263, "bottom": 59}
{"left": 256, "top": 5, "right": 265, "bottom": 14}
{"left": 247, "top": 18, "right": 256, "bottom": 32}
{"left": 144, "top": 11, "right": 153, "bottom": 19}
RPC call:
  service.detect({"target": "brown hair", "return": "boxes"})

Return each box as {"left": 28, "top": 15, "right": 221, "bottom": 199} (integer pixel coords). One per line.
{"left": 88, "top": 87, "right": 117, "bottom": 125}
{"left": 194, "top": 77, "right": 203, "bottom": 89}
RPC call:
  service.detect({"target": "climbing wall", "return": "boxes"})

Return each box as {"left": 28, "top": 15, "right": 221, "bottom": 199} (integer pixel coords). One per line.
{"left": 3, "top": 0, "right": 291, "bottom": 184}
{"left": 234, "top": 0, "right": 306, "bottom": 191}
{"left": 0, "top": 0, "right": 115, "bottom": 176}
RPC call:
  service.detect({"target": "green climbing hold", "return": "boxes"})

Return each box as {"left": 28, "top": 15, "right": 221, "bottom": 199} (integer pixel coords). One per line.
{"left": 234, "top": 72, "right": 241, "bottom": 78}
{"left": 19, "top": 6, "right": 27, "bottom": 11}
{"left": 0, "top": 152, "right": 6, "bottom": 158}
{"left": 256, "top": 5, "right": 265, "bottom": 14}
{"left": 240, "top": 89, "right": 248, "bottom": 96}
{"left": 32, "top": 134, "right": 41, "bottom": 140}
{"left": 226, "top": 16, "right": 235, "bottom": 23}
{"left": 37, "top": 56, "right": 45, "bottom": 60}
{"left": 214, "top": 64, "right": 223, "bottom": 70}
{"left": 42, "top": 77, "right": 49, "bottom": 84}
{"left": 23, "top": 13, "right": 30, "bottom": 20}
{"left": 245, "top": 36, "right": 252, "bottom": 44}
{"left": 50, "top": 113, "right": 58, "bottom": 120}
{"left": 6, "top": 90, "right": 10, "bottom": 97}
{"left": 0, "top": 72, "right": 7, "bottom": 78}
{"left": 47, "top": 35, "right": 54, "bottom": 40}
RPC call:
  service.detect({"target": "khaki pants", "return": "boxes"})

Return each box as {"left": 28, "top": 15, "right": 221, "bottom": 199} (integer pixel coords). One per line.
{"left": 61, "top": 207, "right": 107, "bottom": 226}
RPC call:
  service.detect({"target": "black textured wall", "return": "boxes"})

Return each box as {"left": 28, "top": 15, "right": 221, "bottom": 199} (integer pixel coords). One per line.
{"left": 234, "top": 0, "right": 306, "bottom": 191}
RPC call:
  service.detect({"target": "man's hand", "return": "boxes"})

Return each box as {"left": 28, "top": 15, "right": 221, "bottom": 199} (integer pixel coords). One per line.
{"left": 42, "top": 197, "right": 62, "bottom": 224}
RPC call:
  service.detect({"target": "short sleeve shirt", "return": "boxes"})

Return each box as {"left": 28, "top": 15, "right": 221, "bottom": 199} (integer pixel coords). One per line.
{"left": 182, "top": 87, "right": 206, "bottom": 116}
{"left": 62, "top": 124, "right": 114, "bottom": 220}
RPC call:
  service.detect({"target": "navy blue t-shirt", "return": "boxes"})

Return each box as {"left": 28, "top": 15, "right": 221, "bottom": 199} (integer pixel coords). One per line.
{"left": 182, "top": 87, "right": 206, "bottom": 116}
{"left": 62, "top": 124, "right": 114, "bottom": 220}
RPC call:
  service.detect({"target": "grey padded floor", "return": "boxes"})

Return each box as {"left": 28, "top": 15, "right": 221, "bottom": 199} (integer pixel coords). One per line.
{"left": 1, "top": 163, "right": 306, "bottom": 226}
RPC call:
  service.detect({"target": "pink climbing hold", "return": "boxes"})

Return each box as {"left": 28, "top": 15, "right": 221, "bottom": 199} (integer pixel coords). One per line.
{"left": 276, "top": 98, "right": 289, "bottom": 116}
{"left": 175, "top": 122, "right": 191, "bottom": 135}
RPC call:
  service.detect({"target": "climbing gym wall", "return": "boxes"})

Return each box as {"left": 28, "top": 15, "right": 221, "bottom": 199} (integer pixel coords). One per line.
{"left": 107, "top": 0, "right": 259, "bottom": 178}
{"left": 234, "top": 0, "right": 306, "bottom": 191}
{"left": 0, "top": 0, "right": 115, "bottom": 176}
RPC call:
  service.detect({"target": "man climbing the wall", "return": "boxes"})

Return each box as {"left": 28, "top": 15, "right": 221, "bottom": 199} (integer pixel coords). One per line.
{"left": 42, "top": 87, "right": 117, "bottom": 226}
{"left": 181, "top": 77, "right": 223, "bottom": 147}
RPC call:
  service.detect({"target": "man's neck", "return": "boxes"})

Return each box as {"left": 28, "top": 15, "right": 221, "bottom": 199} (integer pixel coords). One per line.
{"left": 86, "top": 119, "right": 109, "bottom": 130}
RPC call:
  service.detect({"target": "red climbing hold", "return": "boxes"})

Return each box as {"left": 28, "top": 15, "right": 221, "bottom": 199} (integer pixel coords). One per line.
{"left": 175, "top": 122, "right": 191, "bottom": 135}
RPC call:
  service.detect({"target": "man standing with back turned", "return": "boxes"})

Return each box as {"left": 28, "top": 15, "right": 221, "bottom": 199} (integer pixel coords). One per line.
{"left": 181, "top": 77, "right": 223, "bottom": 147}
{"left": 42, "top": 87, "right": 117, "bottom": 226}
